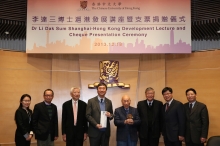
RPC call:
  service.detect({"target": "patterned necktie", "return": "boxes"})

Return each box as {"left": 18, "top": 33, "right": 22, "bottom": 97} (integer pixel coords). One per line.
{"left": 149, "top": 102, "right": 152, "bottom": 107}
{"left": 74, "top": 101, "right": 77, "bottom": 125}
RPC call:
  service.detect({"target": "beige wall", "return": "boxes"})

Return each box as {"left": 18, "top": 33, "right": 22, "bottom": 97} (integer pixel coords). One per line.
{"left": 0, "top": 49, "right": 219, "bottom": 145}
{"left": 165, "top": 51, "right": 220, "bottom": 137}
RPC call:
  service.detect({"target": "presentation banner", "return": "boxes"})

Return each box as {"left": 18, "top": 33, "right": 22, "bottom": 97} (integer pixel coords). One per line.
{"left": 26, "top": 0, "right": 191, "bottom": 53}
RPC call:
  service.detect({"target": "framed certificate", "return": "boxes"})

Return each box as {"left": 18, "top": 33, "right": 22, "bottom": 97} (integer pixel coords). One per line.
{"left": 100, "top": 111, "right": 107, "bottom": 128}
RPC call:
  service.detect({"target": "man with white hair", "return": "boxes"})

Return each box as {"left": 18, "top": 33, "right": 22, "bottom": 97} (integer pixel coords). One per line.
{"left": 62, "top": 87, "right": 88, "bottom": 146}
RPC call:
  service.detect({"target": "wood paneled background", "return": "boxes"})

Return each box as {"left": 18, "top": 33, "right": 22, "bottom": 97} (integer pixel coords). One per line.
{"left": 0, "top": 49, "right": 219, "bottom": 145}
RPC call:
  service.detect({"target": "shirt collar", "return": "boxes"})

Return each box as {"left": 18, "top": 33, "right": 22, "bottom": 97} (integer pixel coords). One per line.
{"left": 167, "top": 98, "right": 173, "bottom": 105}
{"left": 189, "top": 101, "right": 196, "bottom": 107}
{"left": 44, "top": 101, "right": 51, "bottom": 105}
{"left": 124, "top": 107, "right": 129, "bottom": 110}
{"left": 147, "top": 100, "right": 154, "bottom": 104}
{"left": 98, "top": 96, "right": 105, "bottom": 102}
{"left": 72, "top": 99, "right": 78, "bottom": 103}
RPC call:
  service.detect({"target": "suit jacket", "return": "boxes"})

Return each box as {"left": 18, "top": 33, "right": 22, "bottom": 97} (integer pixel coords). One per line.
{"left": 15, "top": 108, "right": 32, "bottom": 143}
{"left": 86, "top": 96, "right": 113, "bottom": 138}
{"left": 62, "top": 99, "right": 88, "bottom": 140}
{"left": 32, "top": 102, "right": 58, "bottom": 141}
{"left": 114, "top": 106, "right": 141, "bottom": 141}
{"left": 137, "top": 99, "right": 163, "bottom": 139}
{"left": 184, "top": 101, "right": 209, "bottom": 144}
{"left": 162, "top": 99, "right": 185, "bottom": 142}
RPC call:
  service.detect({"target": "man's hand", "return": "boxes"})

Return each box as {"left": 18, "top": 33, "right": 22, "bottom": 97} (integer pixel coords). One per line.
{"left": 200, "top": 137, "right": 207, "bottom": 143}
{"left": 26, "top": 134, "right": 33, "bottom": 141}
{"left": 105, "top": 112, "right": 112, "bottom": 117}
{"left": 62, "top": 134, "right": 66, "bottom": 142}
{"left": 84, "top": 133, "right": 88, "bottom": 141}
{"left": 124, "top": 119, "right": 134, "bottom": 125}
{"left": 178, "top": 136, "right": 184, "bottom": 141}
{"left": 96, "top": 124, "right": 102, "bottom": 129}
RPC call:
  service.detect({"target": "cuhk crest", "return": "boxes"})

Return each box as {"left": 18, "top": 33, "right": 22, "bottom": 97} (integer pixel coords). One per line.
{"left": 99, "top": 60, "right": 119, "bottom": 84}
{"left": 80, "top": 1, "right": 87, "bottom": 9}
{"left": 88, "top": 60, "right": 130, "bottom": 89}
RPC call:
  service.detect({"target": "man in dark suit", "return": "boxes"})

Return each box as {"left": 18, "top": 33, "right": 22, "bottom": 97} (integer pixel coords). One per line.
{"left": 114, "top": 95, "right": 141, "bottom": 146}
{"left": 184, "top": 88, "right": 209, "bottom": 146}
{"left": 62, "top": 87, "right": 88, "bottom": 146}
{"left": 86, "top": 82, "right": 113, "bottom": 146}
{"left": 161, "top": 87, "right": 185, "bottom": 146}
{"left": 32, "top": 89, "right": 58, "bottom": 146}
{"left": 137, "top": 87, "right": 163, "bottom": 146}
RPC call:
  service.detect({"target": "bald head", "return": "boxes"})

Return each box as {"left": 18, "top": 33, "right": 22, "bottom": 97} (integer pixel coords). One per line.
{"left": 121, "top": 95, "right": 131, "bottom": 108}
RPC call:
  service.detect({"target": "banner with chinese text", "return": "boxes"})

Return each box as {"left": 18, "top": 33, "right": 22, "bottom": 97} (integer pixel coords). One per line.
{"left": 26, "top": 0, "right": 191, "bottom": 53}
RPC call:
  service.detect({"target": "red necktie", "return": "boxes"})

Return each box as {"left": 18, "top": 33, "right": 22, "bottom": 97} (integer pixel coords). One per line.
{"left": 165, "top": 103, "right": 169, "bottom": 112}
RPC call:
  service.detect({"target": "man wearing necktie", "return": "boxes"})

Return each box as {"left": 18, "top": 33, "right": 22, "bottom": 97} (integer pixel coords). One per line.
{"left": 137, "top": 87, "right": 163, "bottom": 146}
{"left": 86, "top": 83, "right": 113, "bottom": 146}
{"left": 114, "top": 95, "right": 141, "bottom": 146}
{"left": 184, "top": 88, "right": 209, "bottom": 146}
{"left": 62, "top": 87, "right": 88, "bottom": 146}
{"left": 161, "top": 87, "right": 185, "bottom": 146}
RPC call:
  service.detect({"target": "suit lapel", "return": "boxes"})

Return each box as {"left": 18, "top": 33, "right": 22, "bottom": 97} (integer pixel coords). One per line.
{"left": 120, "top": 106, "right": 127, "bottom": 118}
{"left": 166, "top": 100, "right": 175, "bottom": 113}
{"left": 152, "top": 101, "right": 156, "bottom": 122}
{"left": 144, "top": 100, "right": 148, "bottom": 112}
{"left": 42, "top": 102, "right": 50, "bottom": 120}
{"left": 77, "top": 100, "right": 82, "bottom": 117}
{"left": 186, "top": 103, "right": 191, "bottom": 116}
{"left": 105, "top": 98, "right": 109, "bottom": 111}
{"left": 68, "top": 100, "right": 74, "bottom": 119}
{"left": 190, "top": 102, "right": 197, "bottom": 115}
{"left": 95, "top": 96, "right": 101, "bottom": 112}
{"left": 50, "top": 104, "right": 56, "bottom": 119}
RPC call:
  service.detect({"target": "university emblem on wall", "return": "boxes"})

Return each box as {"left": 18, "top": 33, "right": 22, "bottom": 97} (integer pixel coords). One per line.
{"left": 88, "top": 60, "right": 130, "bottom": 89}
{"left": 80, "top": 1, "right": 87, "bottom": 9}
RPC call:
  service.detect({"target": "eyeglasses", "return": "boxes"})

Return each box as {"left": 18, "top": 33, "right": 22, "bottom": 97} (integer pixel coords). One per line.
{"left": 163, "top": 93, "right": 172, "bottom": 96}
{"left": 44, "top": 94, "right": 53, "bottom": 97}
{"left": 23, "top": 100, "right": 31, "bottom": 103}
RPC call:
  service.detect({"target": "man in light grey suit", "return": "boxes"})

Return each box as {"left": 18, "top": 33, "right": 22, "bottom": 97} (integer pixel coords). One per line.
{"left": 86, "top": 83, "right": 114, "bottom": 146}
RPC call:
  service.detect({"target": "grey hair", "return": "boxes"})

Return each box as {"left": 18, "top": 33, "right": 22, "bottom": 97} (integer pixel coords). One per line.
{"left": 145, "top": 87, "right": 155, "bottom": 93}
{"left": 70, "top": 87, "right": 80, "bottom": 93}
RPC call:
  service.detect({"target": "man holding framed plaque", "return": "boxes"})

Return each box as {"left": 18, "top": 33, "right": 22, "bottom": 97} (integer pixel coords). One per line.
{"left": 86, "top": 83, "right": 114, "bottom": 146}
{"left": 114, "top": 95, "right": 141, "bottom": 146}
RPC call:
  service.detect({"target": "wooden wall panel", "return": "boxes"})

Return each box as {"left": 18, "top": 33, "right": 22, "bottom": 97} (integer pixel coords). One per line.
{"left": 51, "top": 54, "right": 81, "bottom": 142}
{"left": 166, "top": 50, "right": 220, "bottom": 138}
{"left": 0, "top": 51, "right": 52, "bottom": 143}
{"left": 137, "top": 71, "right": 166, "bottom": 102}
{"left": 138, "top": 54, "right": 166, "bottom": 102}
{"left": 0, "top": 49, "right": 219, "bottom": 145}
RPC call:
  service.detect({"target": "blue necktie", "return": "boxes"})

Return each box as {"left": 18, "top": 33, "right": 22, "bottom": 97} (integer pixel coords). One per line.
{"left": 125, "top": 109, "right": 129, "bottom": 114}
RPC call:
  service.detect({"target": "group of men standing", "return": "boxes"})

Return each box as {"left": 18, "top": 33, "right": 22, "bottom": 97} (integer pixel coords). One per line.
{"left": 32, "top": 83, "right": 209, "bottom": 146}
